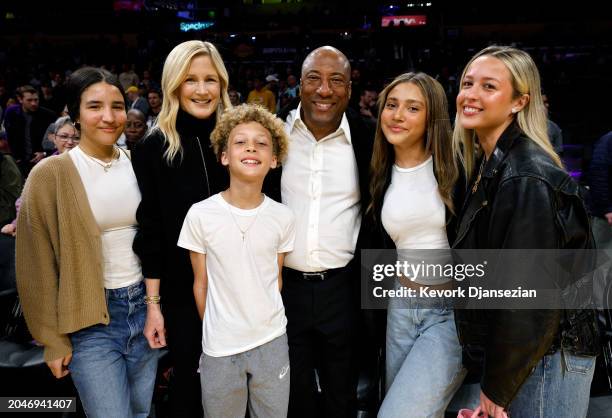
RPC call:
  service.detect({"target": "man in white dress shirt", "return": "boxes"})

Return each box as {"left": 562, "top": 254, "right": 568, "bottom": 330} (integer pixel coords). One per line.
{"left": 279, "top": 46, "right": 374, "bottom": 418}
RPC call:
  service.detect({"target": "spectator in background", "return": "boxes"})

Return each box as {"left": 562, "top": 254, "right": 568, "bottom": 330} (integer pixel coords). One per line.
{"left": 2, "top": 116, "right": 78, "bottom": 237}
{"left": 48, "top": 116, "right": 79, "bottom": 156}
{"left": 276, "top": 78, "right": 287, "bottom": 111}
{"left": 228, "top": 88, "right": 241, "bottom": 106}
{"left": 436, "top": 66, "right": 458, "bottom": 106}
{"left": 285, "top": 74, "right": 299, "bottom": 98}
{"left": 0, "top": 152, "right": 22, "bottom": 233}
{"left": 3, "top": 98, "right": 17, "bottom": 114}
{"left": 0, "top": 152, "right": 21, "bottom": 294}
{"left": 349, "top": 67, "right": 363, "bottom": 110}
{"left": 42, "top": 106, "right": 71, "bottom": 154}
{"left": 4, "top": 85, "right": 56, "bottom": 176}
{"left": 119, "top": 63, "right": 139, "bottom": 92}
{"left": 0, "top": 88, "right": 5, "bottom": 123}
{"left": 126, "top": 85, "right": 149, "bottom": 116}
{"left": 266, "top": 74, "right": 280, "bottom": 103}
{"left": 125, "top": 109, "right": 147, "bottom": 152}
{"left": 0, "top": 85, "right": 9, "bottom": 111}
{"left": 146, "top": 88, "right": 162, "bottom": 127}
{"left": 40, "top": 82, "right": 63, "bottom": 115}
{"left": 587, "top": 130, "right": 612, "bottom": 311}
{"left": 542, "top": 92, "right": 564, "bottom": 155}
{"left": 358, "top": 86, "right": 378, "bottom": 124}
{"left": 49, "top": 73, "right": 67, "bottom": 114}
{"left": 278, "top": 74, "right": 299, "bottom": 113}
{"left": 141, "top": 69, "right": 159, "bottom": 92}
{"left": 588, "top": 130, "right": 612, "bottom": 249}
{"left": 50, "top": 72, "right": 62, "bottom": 89}
{"left": 247, "top": 77, "right": 276, "bottom": 113}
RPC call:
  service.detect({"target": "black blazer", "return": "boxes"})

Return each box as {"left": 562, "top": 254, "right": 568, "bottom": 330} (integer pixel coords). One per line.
{"left": 4, "top": 106, "right": 56, "bottom": 161}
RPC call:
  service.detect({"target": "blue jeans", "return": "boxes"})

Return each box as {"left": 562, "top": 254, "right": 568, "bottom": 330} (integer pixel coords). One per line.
{"left": 69, "top": 281, "right": 158, "bottom": 418}
{"left": 507, "top": 349, "right": 595, "bottom": 418}
{"left": 378, "top": 290, "right": 466, "bottom": 418}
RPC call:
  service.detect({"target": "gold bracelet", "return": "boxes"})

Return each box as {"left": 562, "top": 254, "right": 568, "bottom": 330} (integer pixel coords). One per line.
{"left": 144, "top": 295, "right": 161, "bottom": 304}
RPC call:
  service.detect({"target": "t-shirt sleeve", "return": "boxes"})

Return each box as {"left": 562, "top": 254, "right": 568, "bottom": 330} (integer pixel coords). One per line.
{"left": 278, "top": 209, "right": 295, "bottom": 253}
{"left": 177, "top": 207, "right": 207, "bottom": 254}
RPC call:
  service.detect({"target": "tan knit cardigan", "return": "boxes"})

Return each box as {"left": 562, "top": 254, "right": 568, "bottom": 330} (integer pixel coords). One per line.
{"left": 16, "top": 152, "right": 109, "bottom": 362}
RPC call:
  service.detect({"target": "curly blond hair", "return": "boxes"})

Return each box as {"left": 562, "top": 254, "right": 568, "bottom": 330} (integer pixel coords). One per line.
{"left": 210, "top": 104, "right": 289, "bottom": 164}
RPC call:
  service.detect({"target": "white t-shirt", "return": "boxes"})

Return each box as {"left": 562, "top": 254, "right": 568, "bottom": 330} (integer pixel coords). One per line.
{"left": 178, "top": 193, "right": 295, "bottom": 357}
{"left": 382, "top": 156, "right": 451, "bottom": 285}
{"left": 69, "top": 146, "right": 143, "bottom": 289}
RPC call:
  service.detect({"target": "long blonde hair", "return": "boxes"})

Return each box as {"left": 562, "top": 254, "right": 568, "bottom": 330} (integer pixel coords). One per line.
{"left": 452, "top": 45, "right": 562, "bottom": 178}
{"left": 152, "top": 40, "right": 231, "bottom": 164}
{"left": 367, "top": 72, "right": 458, "bottom": 221}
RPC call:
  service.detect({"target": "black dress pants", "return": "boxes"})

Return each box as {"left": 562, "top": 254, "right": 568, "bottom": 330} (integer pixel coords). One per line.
{"left": 164, "top": 298, "right": 203, "bottom": 418}
{"left": 282, "top": 267, "right": 357, "bottom": 418}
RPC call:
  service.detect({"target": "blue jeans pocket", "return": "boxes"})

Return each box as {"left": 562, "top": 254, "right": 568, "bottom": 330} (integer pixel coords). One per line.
{"left": 563, "top": 351, "right": 596, "bottom": 374}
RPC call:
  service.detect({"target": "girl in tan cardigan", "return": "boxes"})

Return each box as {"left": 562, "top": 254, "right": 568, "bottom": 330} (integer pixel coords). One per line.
{"left": 17, "top": 67, "right": 160, "bottom": 418}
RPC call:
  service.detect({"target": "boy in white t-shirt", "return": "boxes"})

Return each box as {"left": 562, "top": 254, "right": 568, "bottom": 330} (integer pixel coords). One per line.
{"left": 177, "top": 104, "right": 294, "bottom": 418}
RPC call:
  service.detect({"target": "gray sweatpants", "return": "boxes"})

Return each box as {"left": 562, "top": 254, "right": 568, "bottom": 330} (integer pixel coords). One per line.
{"left": 199, "top": 333, "right": 290, "bottom": 418}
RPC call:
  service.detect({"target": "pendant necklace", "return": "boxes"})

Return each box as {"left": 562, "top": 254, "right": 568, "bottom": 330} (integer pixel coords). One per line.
{"left": 80, "top": 145, "right": 119, "bottom": 172}
{"left": 223, "top": 192, "right": 262, "bottom": 241}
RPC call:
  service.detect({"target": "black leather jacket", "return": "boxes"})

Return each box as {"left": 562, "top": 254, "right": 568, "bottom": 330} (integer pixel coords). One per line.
{"left": 452, "top": 122, "right": 599, "bottom": 408}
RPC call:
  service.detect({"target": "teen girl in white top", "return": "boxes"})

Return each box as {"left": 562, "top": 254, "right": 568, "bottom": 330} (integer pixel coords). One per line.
{"left": 367, "top": 72, "right": 465, "bottom": 418}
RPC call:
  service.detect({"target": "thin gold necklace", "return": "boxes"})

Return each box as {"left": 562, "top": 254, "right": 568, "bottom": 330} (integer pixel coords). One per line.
{"left": 471, "top": 157, "right": 487, "bottom": 194}
{"left": 222, "top": 191, "right": 262, "bottom": 241}
{"left": 79, "top": 145, "right": 119, "bottom": 172}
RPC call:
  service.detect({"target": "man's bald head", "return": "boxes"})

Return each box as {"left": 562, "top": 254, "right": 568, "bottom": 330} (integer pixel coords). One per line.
{"left": 299, "top": 46, "right": 352, "bottom": 140}
{"left": 127, "top": 108, "right": 146, "bottom": 121}
{"left": 301, "top": 46, "right": 351, "bottom": 79}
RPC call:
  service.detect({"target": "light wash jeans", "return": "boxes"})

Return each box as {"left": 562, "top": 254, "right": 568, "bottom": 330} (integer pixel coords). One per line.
{"left": 378, "top": 288, "right": 466, "bottom": 418}
{"left": 507, "top": 349, "right": 595, "bottom": 418}
{"left": 69, "top": 281, "right": 158, "bottom": 418}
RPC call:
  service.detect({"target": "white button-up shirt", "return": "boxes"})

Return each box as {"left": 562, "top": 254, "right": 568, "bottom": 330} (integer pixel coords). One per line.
{"left": 281, "top": 104, "right": 361, "bottom": 272}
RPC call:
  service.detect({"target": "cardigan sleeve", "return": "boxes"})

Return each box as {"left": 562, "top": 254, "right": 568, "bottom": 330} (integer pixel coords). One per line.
{"left": 16, "top": 162, "right": 72, "bottom": 362}
{"left": 132, "top": 134, "right": 164, "bottom": 279}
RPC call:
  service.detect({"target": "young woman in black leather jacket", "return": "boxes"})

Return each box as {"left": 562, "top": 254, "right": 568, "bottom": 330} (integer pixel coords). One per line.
{"left": 452, "top": 45, "right": 598, "bottom": 418}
